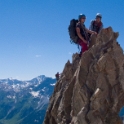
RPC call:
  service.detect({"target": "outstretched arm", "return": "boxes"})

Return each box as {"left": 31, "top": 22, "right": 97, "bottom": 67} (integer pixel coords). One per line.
{"left": 85, "top": 27, "right": 97, "bottom": 34}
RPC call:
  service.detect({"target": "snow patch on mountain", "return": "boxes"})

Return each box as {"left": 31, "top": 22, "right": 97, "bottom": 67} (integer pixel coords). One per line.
{"left": 30, "top": 91, "right": 40, "bottom": 97}
{"left": 42, "top": 87, "right": 46, "bottom": 92}
{"left": 7, "top": 95, "right": 16, "bottom": 99}
{"left": 36, "top": 96, "right": 49, "bottom": 110}
{"left": 34, "top": 84, "right": 39, "bottom": 87}
{"left": 50, "top": 83, "right": 56, "bottom": 86}
{"left": 29, "top": 88, "right": 33, "bottom": 90}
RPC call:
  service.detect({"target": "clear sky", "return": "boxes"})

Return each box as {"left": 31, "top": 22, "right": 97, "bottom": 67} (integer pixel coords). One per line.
{"left": 0, "top": 0, "right": 124, "bottom": 80}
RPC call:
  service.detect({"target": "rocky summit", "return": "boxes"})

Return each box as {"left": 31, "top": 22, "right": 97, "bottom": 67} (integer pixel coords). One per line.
{"left": 43, "top": 27, "right": 124, "bottom": 124}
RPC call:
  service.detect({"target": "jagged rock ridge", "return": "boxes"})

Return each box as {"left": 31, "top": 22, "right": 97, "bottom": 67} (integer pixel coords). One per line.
{"left": 43, "top": 27, "right": 124, "bottom": 124}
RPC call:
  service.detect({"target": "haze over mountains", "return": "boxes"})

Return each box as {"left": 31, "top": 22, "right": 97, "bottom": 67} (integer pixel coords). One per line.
{"left": 0, "top": 75, "right": 56, "bottom": 124}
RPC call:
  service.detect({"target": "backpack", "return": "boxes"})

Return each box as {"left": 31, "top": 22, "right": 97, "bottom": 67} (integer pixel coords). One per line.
{"left": 92, "top": 20, "right": 102, "bottom": 33}
{"left": 68, "top": 19, "right": 79, "bottom": 44}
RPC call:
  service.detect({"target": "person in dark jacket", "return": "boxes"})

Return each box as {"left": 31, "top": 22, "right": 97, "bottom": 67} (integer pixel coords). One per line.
{"left": 89, "top": 13, "right": 103, "bottom": 33}
{"left": 55, "top": 72, "right": 60, "bottom": 81}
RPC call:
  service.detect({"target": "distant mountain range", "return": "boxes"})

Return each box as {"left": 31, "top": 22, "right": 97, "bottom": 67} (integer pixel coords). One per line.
{"left": 0, "top": 75, "right": 56, "bottom": 124}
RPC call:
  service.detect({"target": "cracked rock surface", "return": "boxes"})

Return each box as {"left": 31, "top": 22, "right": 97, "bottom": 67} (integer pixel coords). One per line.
{"left": 43, "top": 27, "right": 124, "bottom": 124}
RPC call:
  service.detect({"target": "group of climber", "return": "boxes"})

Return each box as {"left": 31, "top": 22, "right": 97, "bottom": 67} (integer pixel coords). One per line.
{"left": 69, "top": 13, "right": 103, "bottom": 57}
{"left": 55, "top": 13, "right": 103, "bottom": 81}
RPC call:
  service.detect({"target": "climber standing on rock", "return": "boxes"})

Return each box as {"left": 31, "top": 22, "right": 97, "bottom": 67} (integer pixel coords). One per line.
{"left": 76, "top": 14, "right": 97, "bottom": 57}
{"left": 87, "top": 13, "right": 103, "bottom": 48}
{"left": 89, "top": 13, "right": 103, "bottom": 34}
{"left": 55, "top": 72, "right": 60, "bottom": 81}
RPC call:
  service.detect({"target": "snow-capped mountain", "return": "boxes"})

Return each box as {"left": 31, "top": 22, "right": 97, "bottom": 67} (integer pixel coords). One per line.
{"left": 0, "top": 75, "right": 56, "bottom": 124}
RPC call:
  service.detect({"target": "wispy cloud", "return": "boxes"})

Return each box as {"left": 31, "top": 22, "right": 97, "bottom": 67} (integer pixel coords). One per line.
{"left": 35, "top": 55, "right": 41, "bottom": 58}
{"left": 68, "top": 52, "right": 72, "bottom": 55}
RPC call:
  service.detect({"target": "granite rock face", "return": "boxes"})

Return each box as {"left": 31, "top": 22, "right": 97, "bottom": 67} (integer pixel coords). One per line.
{"left": 43, "top": 27, "right": 124, "bottom": 124}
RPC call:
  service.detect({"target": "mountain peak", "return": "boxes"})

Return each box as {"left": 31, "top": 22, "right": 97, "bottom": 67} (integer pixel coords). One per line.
{"left": 43, "top": 27, "right": 124, "bottom": 124}
{"left": 37, "top": 75, "right": 46, "bottom": 80}
{"left": 0, "top": 75, "right": 56, "bottom": 124}
{"left": 30, "top": 75, "right": 46, "bottom": 83}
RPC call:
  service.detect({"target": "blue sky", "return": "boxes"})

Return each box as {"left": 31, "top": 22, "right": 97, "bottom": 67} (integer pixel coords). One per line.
{"left": 0, "top": 0, "right": 124, "bottom": 80}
